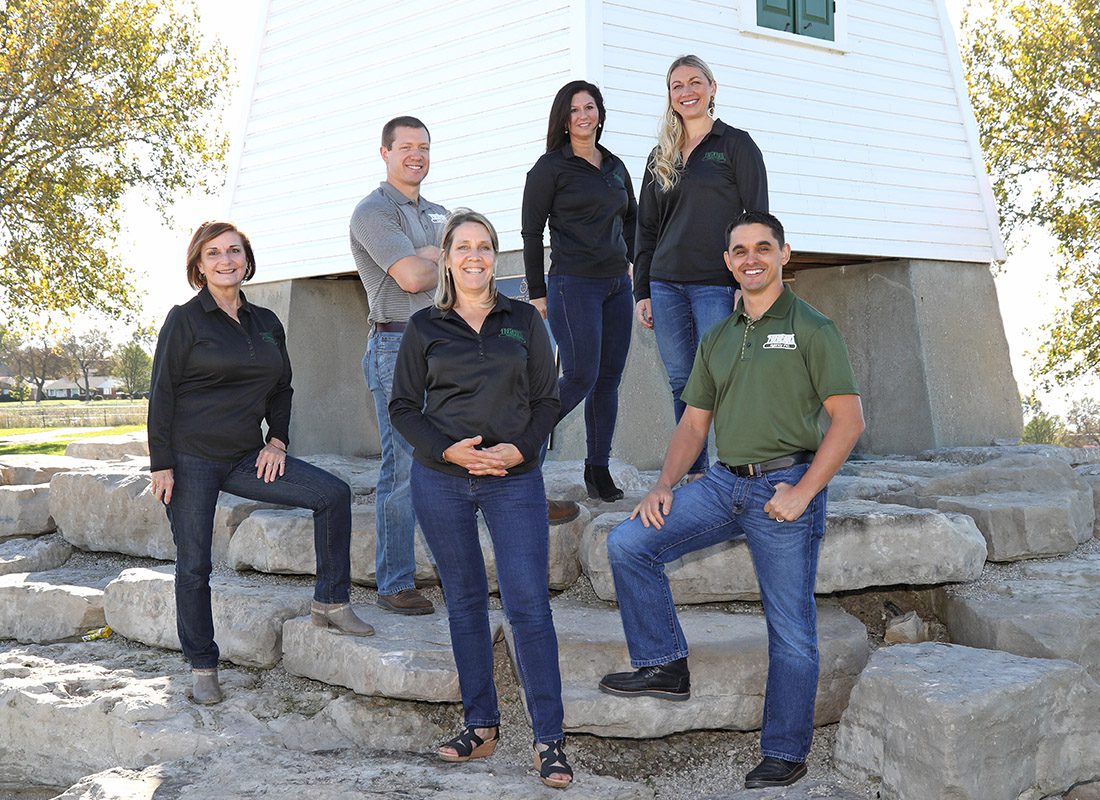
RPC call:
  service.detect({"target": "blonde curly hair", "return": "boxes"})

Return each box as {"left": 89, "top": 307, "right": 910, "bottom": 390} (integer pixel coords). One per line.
{"left": 651, "top": 55, "right": 716, "bottom": 193}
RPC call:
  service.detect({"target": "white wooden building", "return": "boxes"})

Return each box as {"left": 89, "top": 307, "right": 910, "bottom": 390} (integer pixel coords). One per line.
{"left": 230, "top": 0, "right": 1021, "bottom": 460}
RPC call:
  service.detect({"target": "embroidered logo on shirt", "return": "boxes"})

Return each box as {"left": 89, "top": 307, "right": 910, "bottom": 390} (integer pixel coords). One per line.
{"left": 500, "top": 327, "right": 527, "bottom": 345}
{"left": 259, "top": 331, "right": 277, "bottom": 345}
{"left": 428, "top": 212, "right": 447, "bottom": 224}
{"left": 702, "top": 152, "right": 727, "bottom": 163}
{"left": 763, "top": 333, "right": 796, "bottom": 350}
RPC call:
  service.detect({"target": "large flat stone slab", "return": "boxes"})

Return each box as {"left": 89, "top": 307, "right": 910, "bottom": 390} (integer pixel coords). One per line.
{"left": 102, "top": 566, "right": 311, "bottom": 668}
{"left": 64, "top": 431, "right": 149, "bottom": 460}
{"left": 0, "top": 534, "right": 72, "bottom": 576}
{"left": 230, "top": 503, "right": 590, "bottom": 592}
{"left": 0, "top": 641, "right": 449, "bottom": 788}
{"left": 834, "top": 642, "right": 1100, "bottom": 800}
{"left": 701, "top": 784, "right": 868, "bottom": 800}
{"left": 920, "top": 444, "right": 1100, "bottom": 467}
{"left": 542, "top": 459, "right": 648, "bottom": 503}
{"left": 0, "top": 454, "right": 100, "bottom": 485}
{"left": 299, "top": 454, "right": 381, "bottom": 496}
{"left": 502, "top": 599, "right": 867, "bottom": 738}
{"left": 885, "top": 454, "right": 1095, "bottom": 561}
{"left": 49, "top": 465, "right": 275, "bottom": 562}
{"left": 582, "top": 500, "right": 986, "bottom": 604}
{"left": 0, "top": 484, "right": 54, "bottom": 537}
{"left": 934, "top": 552, "right": 1100, "bottom": 680}
{"left": 1078, "top": 464, "right": 1100, "bottom": 537}
{"left": 52, "top": 742, "right": 654, "bottom": 800}
{"left": 282, "top": 606, "right": 502, "bottom": 702}
{"left": 0, "top": 568, "right": 108, "bottom": 642}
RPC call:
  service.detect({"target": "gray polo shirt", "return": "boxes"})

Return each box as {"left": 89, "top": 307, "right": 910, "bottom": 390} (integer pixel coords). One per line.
{"left": 350, "top": 181, "right": 448, "bottom": 325}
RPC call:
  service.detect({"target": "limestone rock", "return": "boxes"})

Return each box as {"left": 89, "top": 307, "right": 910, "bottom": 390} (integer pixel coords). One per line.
{"left": 883, "top": 611, "right": 930, "bottom": 644}
{"left": 299, "top": 454, "right": 381, "bottom": 496}
{"left": 0, "top": 568, "right": 108, "bottom": 642}
{"left": 834, "top": 642, "right": 1100, "bottom": 800}
{"left": 582, "top": 501, "right": 986, "bottom": 604}
{"left": 0, "top": 454, "right": 100, "bottom": 485}
{"left": 50, "top": 467, "right": 174, "bottom": 559}
{"left": 211, "top": 492, "right": 284, "bottom": 563}
{"left": 502, "top": 599, "right": 868, "bottom": 738}
{"left": 701, "top": 783, "right": 869, "bottom": 800}
{"left": 282, "top": 606, "right": 495, "bottom": 702}
{"left": 919, "top": 444, "right": 1100, "bottom": 467}
{"left": 885, "top": 454, "right": 1095, "bottom": 561}
{"left": 103, "top": 566, "right": 312, "bottom": 668}
{"left": 0, "top": 534, "right": 72, "bottom": 576}
{"left": 934, "top": 552, "right": 1100, "bottom": 680}
{"left": 52, "top": 742, "right": 654, "bottom": 800}
{"left": 230, "top": 504, "right": 589, "bottom": 592}
{"left": 0, "top": 484, "right": 54, "bottom": 537}
{"left": 0, "top": 641, "right": 455, "bottom": 788}
{"left": 64, "top": 431, "right": 149, "bottom": 460}
{"left": 542, "top": 459, "right": 647, "bottom": 503}
{"left": 1077, "top": 465, "right": 1100, "bottom": 537}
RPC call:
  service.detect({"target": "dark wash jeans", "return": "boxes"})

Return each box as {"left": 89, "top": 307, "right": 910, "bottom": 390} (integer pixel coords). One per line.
{"left": 166, "top": 448, "right": 353, "bottom": 668}
{"left": 546, "top": 273, "right": 633, "bottom": 466}
{"left": 410, "top": 462, "right": 565, "bottom": 743}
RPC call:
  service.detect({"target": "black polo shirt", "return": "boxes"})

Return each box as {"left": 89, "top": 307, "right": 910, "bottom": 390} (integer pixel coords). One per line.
{"left": 389, "top": 296, "right": 560, "bottom": 478}
{"left": 148, "top": 286, "right": 293, "bottom": 471}
{"left": 633, "top": 119, "right": 769, "bottom": 301}
{"left": 521, "top": 143, "right": 637, "bottom": 300}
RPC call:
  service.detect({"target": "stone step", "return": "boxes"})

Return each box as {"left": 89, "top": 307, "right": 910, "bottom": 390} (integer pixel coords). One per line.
{"left": 298, "top": 454, "right": 381, "bottom": 497}
{"left": 102, "top": 566, "right": 312, "bottom": 668}
{"left": 700, "top": 784, "right": 868, "bottom": 800}
{"left": 51, "top": 741, "right": 653, "bottom": 800}
{"left": 282, "top": 605, "right": 498, "bottom": 702}
{"left": 934, "top": 551, "right": 1100, "bottom": 681}
{"left": 49, "top": 466, "right": 278, "bottom": 562}
{"left": 63, "top": 431, "right": 149, "bottom": 460}
{"left": 0, "top": 484, "right": 54, "bottom": 538}
{"left": 0, "top": 641, "right": 449, "bottom": 789}
{"left": 541, "top": 458, "right": 648, "bottom": 503}
{"left": 0, "top": 534, "right": 72, "bottom": 576}
{"left": 501, "top": 598, "right": 868, "bottom": 739}
{"left": 834, "top": 642, "right": 1100, "bottom": 800}
{"left": 1078, "top": 464, "right": 1100, "bottom": 537}
{"left": 230, "top": 503, "right": 591, "bottom": 591}
{"left": 582, "top": 500, "right": 987, "bottom": 604}
{"left": 0, "top": 454, "right": 101, "bottom": 486}
{"left": 884, "top": 454, "right": 1095, "bottom": 561}
{"left": 0, "top": 568, "right": 109, "bottom": 642}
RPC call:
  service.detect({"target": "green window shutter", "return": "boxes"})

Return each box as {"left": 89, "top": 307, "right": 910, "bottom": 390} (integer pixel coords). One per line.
{"left": 758, "top": 0, "right": 794, "bottom": 33}
{"left": 796, "top": 0, "right": 835, "bottom": 40}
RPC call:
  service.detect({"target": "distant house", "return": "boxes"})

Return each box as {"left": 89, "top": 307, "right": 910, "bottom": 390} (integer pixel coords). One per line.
{"left": 43, "top": 376, "right": 125, "bottom": 399}
{"left": 227, "top": 0, "right": 1021, "bottom": 461}
{"left": 44, "top": 379, "right": 82, "bottom": 399}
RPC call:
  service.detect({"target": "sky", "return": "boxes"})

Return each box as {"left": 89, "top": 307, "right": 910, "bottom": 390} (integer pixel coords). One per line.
{"left": 120, "top": 0, "right": 1091, "bottom": 417}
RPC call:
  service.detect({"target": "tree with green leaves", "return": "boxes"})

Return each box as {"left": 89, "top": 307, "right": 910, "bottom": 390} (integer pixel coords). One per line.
{"left": 0, "top": 0, "right": 230, "bottom": 321}
{"left": 961, "top": 0, "right": 1100, "bottom": 385}
{"left": 1065, "top": 397, "right": 1100, "bottom": 447}
{"left": 113, "top": 327, "right": 155, "bottom": 395}
{"left": 61, "top": 328, "right": 112, "bottom": 397}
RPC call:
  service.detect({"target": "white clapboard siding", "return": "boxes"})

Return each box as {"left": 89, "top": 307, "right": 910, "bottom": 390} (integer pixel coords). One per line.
{"left": 229, "top": 0, "right": 1004, "bottom": 284}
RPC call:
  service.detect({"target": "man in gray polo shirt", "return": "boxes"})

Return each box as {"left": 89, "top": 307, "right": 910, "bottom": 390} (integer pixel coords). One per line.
{"left": 350, "top": 116, "right": 447, "bottom": 615}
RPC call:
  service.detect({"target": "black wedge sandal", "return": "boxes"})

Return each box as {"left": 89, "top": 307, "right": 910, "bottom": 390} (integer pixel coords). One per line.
{"left": 533, "top": 738, "right": 573, "bottom": 789}
{"left": 437, "top": 725, "right": 499, "bottom": 763}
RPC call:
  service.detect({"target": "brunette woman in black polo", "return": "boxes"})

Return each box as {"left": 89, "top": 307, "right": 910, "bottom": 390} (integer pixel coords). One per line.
{"left": 521, "top": 80, "right": 637, "bottom": 502}
{"left": 389, "top": 210, "right": 572, "bottom": 789}
{"left": 148, "top": 221, "right": 373, "bottom": 706}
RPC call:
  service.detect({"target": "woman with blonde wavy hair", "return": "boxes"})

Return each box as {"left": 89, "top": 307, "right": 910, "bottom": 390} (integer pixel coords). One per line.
{"left": 633, "top": 54, "right": 769, "bottom": 477}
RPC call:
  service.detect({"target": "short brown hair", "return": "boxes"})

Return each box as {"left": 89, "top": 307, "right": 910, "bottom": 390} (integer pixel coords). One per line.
{"left": 382, "top": 116, "right": 430, "bottom": 149}
{"left": 185, "top": 221, "right": 257, "bottom": 290}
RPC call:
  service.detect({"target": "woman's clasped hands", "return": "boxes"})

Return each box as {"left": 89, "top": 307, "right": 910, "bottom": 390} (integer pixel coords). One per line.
{"left": 443, "top": 435, "right": 524, "bottom": 477}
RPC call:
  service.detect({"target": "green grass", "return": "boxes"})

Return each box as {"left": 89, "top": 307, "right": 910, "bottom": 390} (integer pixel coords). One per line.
{"left": 0, "top": 424, "right": 146, "bottom": 457}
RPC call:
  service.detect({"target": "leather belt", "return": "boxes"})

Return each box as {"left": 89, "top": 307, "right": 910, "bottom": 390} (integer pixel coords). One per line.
{"left": 721, "top": 450, "right": 814, "bottom": 478}
{"left": 373, "top": 321, "right": 407, "bottom": 333}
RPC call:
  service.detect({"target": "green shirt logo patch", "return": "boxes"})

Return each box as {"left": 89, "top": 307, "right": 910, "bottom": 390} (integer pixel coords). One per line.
{"left": 500, "top": 327, "right": 527, "bottom": 345}
{"left": 260, "top": 331, "right": 277, "bottom": 345}
{"left": 702, "top": 151, "right": 727, "bottom": 163}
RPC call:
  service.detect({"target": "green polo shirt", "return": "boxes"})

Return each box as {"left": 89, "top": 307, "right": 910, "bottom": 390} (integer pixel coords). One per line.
{"left": 681, "top": 286, "right": 859, "bottom": 465}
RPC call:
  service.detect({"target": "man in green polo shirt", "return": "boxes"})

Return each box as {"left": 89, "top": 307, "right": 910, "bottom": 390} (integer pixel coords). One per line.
{"left": 598, "top": 211, "right": 865, "bottom": 789}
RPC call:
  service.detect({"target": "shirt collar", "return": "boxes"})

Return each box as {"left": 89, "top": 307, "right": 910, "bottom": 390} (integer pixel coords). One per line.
{"left": 429, "top": 293, "right": 514, "bottom": 320}
{"left": 735, "top": 285, "right": 794, "bottom": 323}
{"left": 559, "top": 141, "right": 614, "bottom": 164}
{"left": 379, "top": 180, "right": 418, "bottom": 207}
{"left": 198, "top": 285, "right": 251, "bottom": 314}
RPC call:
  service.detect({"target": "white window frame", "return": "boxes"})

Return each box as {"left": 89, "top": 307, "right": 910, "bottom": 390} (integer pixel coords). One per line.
{"left": 737, "top": 0, "right": 849, "bottom": 53}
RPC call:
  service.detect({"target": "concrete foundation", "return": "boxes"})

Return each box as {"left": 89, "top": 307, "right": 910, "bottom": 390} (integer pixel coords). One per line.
{"left": 249, "top": 257, "right": 1022, "bottom": 462}
{"left": 794, "top": 259, "right": 1023, "bottom": 454}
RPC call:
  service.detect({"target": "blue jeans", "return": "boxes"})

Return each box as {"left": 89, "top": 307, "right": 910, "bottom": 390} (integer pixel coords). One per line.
{"left": 411, "top": 462, "right": 564, "bottom": 743}
{"left": 649, "top": 280, "right": 735, "bottom": 475}
{"left": 546, "top": 273, "right": 633, "bottom": 466}
{"left": 606, "top": 462, "right": 826, "bottom": 762}
{"left": 364, "top": 332, "right": 417, "bottom": 597}
{"left": 166, "top": 448, "right": 353, "bottom": 669}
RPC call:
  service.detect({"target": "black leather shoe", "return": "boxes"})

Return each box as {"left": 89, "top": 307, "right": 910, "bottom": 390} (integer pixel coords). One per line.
{"left": 744, "top": 756, "right": 807, "bottom": 788}
{"left": 584, "top": 464, "right": 624, "bottom": 502}
{"left": 598, "top": 657, "right": 690, "bottom": 700}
